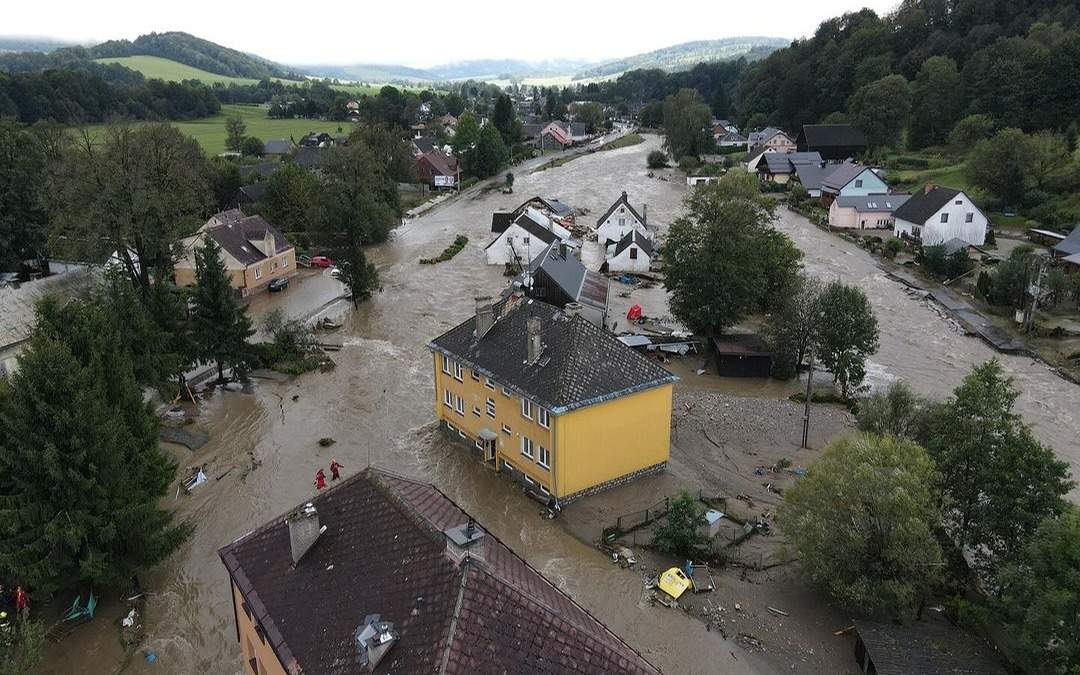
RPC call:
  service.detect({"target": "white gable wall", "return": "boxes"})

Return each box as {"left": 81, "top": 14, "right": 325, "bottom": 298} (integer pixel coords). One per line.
{"left": 894, "top": 192, "right": 988, "bottom": 245}
{"left": 606, "top": 244, "right": 651, "bottom": 273}
{"left": 485, "top": 224, "right": 549, "bottom": 266}
{"left": 597, "top": 205, "right": 649, "bottom": 246}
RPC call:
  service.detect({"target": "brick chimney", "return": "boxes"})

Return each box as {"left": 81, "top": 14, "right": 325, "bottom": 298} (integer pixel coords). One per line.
{"left": 288, "top": 503, "right": 325, "bottom": 565}
{"left": 526, "top": 316, "right": 543, "bottom": 364}
{"left": 474, "top": 297, "right": 494, "bottom": 339}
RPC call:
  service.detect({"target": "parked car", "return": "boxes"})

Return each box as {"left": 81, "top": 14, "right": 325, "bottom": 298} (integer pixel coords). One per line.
{"left": 330, "top": 266, "right": 342, "bottom": 279}
{"left": 268, "top": 277, "right": 289, "bottom": 292}
{"left": 309, "top": 256, "right": 334, "bottom": 268}
{"left": 297, "top": 254, "right": 312, "bottom": 268}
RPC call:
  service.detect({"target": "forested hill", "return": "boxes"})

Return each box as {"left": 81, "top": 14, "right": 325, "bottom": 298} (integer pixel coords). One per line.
{"left": 736, "top": 0, "right": 1080, "bottom": 144}
{"left": 0, "top": 31, "right": 297, "bottom": 80}
{"left": 573, "top": 37, "right": 788, "bottom": 80}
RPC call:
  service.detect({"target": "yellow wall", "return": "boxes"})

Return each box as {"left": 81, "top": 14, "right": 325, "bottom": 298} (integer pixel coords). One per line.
{"left": 174, "top": 248, "right": 294, "bottom": 295}
{"left": 431, "top": 351, "right": 672, "bottom": 499}
{"left": 230, "top": 581, "right": 287, "bottom": 675}
{"left": 555, "top": 384, "right": 672, "bottom": 497}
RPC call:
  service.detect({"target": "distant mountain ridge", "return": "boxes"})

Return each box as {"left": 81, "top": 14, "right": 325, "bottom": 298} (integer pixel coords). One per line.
{"left": 572, "top": 37, "right": 789, "bottom": 79}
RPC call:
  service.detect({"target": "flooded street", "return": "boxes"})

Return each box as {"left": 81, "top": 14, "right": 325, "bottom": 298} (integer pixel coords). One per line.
{"left": 39, "top": 137, "right": 1080, "bottom": 675}
{"left": 774, "top": 211, "right": 1080, "bottom": 497}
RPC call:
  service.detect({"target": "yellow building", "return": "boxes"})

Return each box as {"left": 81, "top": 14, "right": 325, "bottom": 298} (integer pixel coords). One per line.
{"left": 427, "top": 295, "right": 677, "bottom": 504}
{"left": 174, "top": 209, "right": 295, "bottom": 297}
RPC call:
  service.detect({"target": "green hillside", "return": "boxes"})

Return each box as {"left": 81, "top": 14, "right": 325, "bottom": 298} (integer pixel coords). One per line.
{"left": 573, "top": 37, "right": 788, "bottom": 80}
{"left": 94, "top": 56, "right": 261, "bottom": 85}
{"left": 80, "top": 104, "right": 355, "bottom": 155}
{"left": 90, "top": 31, "right": 294, "bottom": 80}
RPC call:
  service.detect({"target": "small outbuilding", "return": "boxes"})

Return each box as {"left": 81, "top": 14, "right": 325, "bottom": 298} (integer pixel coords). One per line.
{"left": 853, "top": 617, "right": 1007, "bottom": 675}
{"left": 712, "top": 335, "right": 773, "bottom": 378}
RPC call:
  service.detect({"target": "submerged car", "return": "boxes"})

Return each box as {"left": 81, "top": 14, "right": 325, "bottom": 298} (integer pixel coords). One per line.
{"left": 309, "top": 255, "right": 334, "bottom": 268}
{"left": 268, "top": 277, "right": 289, "bottom": 292}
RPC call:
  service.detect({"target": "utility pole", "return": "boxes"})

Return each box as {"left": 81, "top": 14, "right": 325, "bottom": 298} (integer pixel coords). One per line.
{"left": 801, "top": 350, "right": 814, "bottom": 449}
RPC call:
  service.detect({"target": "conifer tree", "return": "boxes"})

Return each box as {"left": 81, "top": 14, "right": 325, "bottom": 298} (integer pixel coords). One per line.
{"left": 191, "top": 237, "right": 254, "bottom": 382}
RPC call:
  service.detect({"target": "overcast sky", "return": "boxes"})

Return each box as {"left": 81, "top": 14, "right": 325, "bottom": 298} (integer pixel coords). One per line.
{"left": 6, "top": 0, "right": 898, "bottom": 67}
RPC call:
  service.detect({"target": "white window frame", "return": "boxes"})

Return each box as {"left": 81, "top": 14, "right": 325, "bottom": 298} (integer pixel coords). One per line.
{"left": 539, "top": 484, "right": 550, "bottom": 496}
{"left": 454, "top": 395, "right": 464, "bottom": 416}
{"left": 254, "top": 265, "right": 263, "bottom": 280}
{"left": 444, "top": 389, "right": 453, "bottom": 408}
{"left": 446, "top": 421, "right": 456, "bottom": 432}
{"left": 502, "top": 424, "right": 511, "bottom": 435}
{"left": 521, "top": 398, "right": 533, "bottom": 420}
{"left": 940, "top": 213, "right": 949, "bottom": 223}
{"left": 538, "top": 407, "right": 549, "bottom": 429}
{"left": 486, "top": 398, "right": 496, "bottom": 418}
{"left": 475, "top": 439, "right": 483, "bottom": 449}
{"left": 502, "top": 386, "right": 513, "bottom": 397}
{"left": 470, "top": 369, "right": 480, "bottom": 382}
{"left": 453, "top": 362, "right": 463, "bottom": 382}
{"left": 965, "top": 212, "right": 974, "bottom": 223}
{"left": 484, "top": 377, "right": 496, "bottom": 391}
{"left": 538, "top": 445, "right": 550, "bottom": 469}
{"left": 281, "top": 255, "right": 288, "bottom": 268}
{"left": 442, "top": 355, "right": 452, "bottom": 375}
{"left": 521, "top": 436, "right": 534, "bottom": 459}
{"left": 523, "top": 474, "right": 535, "bottom": 486}
{"left": 472, "top": 406, "right": 481, "bottom": 417}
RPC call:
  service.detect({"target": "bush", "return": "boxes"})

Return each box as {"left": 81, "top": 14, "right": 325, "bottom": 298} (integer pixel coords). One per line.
{"left": 647, "top": 150, "right": 669, "bottom": 168}
{"left": 678, "top": 155, "right": 702, "bottom": 171}
{"left": 789, "top": 182, "right": 809, "bottom": 204}
{"left": 652, "top": 490, "right": 712, "bottom": 559}
{"left": 921, "top": 244, "right": 973, "bottom": 279}
{"left": 240, "top": 136, "right": 265, "bottom": 157}
{"left": 420, "top": 235, "right": 469, "bottom": 264}
{"left": 883, "top": 237, "right": 904, "bottom": 259}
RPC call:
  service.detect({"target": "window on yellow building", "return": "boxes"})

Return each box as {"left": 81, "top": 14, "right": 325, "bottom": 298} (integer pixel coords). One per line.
{"left": 254, "top": 266, "right": 262, "bottom": 280}
{"left": 442, "top": 355, "right": 452, "bottom": 374}
{"left": 539, "top": 484, "right": 550, "bottom": 496}
{"left": 470, "top": 369, "right": 480, "bottom": 382}
{"left": 454, "top": 395, "right": 464, "bottom": 416}
{"left": 281, "top": 255, "right": 288, "bottom": 268}
{"left": 538, "top": 407, "right": 549, "bottom": 428}
{"left": 454, "top": 362, "right": 463, "bottom": 381}
{"left": 472, "top": 406, "right": 481, "bottom": 417}
{"left": 538, "top": 445, "right": 550, "bottom": 469}
{"left": 485, "top": 398, "right": 496, "bottom": 417}
{"left": 443, "top": 390, "right": 452, "bottom": 408}
{"left": 484, "top": 377, "right": 495, "bottom": 390}
{"left": 521, "top": 436, "right": 534, "bottom": 459}
{"left": 502, "top": 386, "right": 513, "bottom": 397}
{"left": 502, "top": 424, "right": 511, "bottom": 435}
{"left": 521, "top": 398, "right": 533, "bottom": 420}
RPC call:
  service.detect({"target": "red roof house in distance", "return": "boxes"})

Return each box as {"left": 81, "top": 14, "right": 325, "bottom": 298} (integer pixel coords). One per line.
{"left": 218, "top": 468, "right": 660, "bottom": 674}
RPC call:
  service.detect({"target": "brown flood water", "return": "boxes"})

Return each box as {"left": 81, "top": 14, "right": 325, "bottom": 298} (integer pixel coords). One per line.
{"left": 38, "top": 137, "right": 1080, "bottom": 675}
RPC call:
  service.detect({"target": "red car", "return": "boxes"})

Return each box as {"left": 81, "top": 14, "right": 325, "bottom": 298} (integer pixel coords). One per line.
{"left": 309, "top": 256, "right": 334, "bottom": 268}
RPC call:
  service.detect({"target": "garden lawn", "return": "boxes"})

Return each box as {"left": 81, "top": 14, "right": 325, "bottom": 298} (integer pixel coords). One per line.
{"left": 78, "top": 104, "right": 357, "bottom": 155}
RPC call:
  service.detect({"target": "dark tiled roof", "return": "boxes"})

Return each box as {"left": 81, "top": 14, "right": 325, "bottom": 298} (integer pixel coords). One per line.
{"left": 799, "top": 124, "right": 867, "bottom": 148}
{"left": 893, "top": 186, "right": 961, "bottom": 225}
{"left": 412, "top": 136, "right": 436, "bottom": 154}
{"left": 490, "top": 211, "right": 514, "bottom": 234}
{"left": 528, "top": 241, "right": 609, "bottom": 314}
{"left": 219, "top": 469, "right": 659, "bottom": 675}
{"left": 264, "top": 139, "right": 293, "bottom": 155}
{"left": 485, "top": 212, "right": 560, "bottom": 250}
{"left": 238, "top": 160, "right": 282, "bottom": 180}
{"left": 292, "top": 147, "right": 327, "bottom": 169}
{"left": 821, "top": 163, "right": 877, "bottom": 193}
{"left": 206, "top": 214, "right": 291, "bottom": 266}
{"left": 429, "top": 298, "right": 675, "bottom": 413}
{"left": 418, "top": 151, "right": 458, "bottom": 177}
{"left": 761, "top": 152, "right": 822, "bottom": 174}
{"left": 853, "top": 617, "right": 1007, "bottom": 675}
{"left": 596, "top": 192, "right": 645, "bottom": 228}
{"left": 834, "top": 194, "right": 910, "bottom": 213}
{"left": 535, "top": 197, "right": 572, "bottom": 218}
{"left": 1053, "top": 226, "right": 1080, "bottom": 256}
{"left": 612, "top": 230, "right": 653, "bottom": 259}
{"left": 238, "top": 182, "right": 268, "bottom": 203}
{"left": 793, "top": 162, "right": 829, "bottom": 191}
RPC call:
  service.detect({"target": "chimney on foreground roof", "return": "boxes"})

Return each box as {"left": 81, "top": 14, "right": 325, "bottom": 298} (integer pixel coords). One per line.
{"left": 443, "top": 518, "right": 486, "bottom": 563}
{"left": 924, "top": 182, "right": 934, "bottom": 195}
{"left": 564, "top": 302, "right": 584, "bottom": 319}
{"left": 642, "top": 203, "right": 647, "bottom": 225}
{"left": 526, "top": 316, "right": 543, "bottom": 365}
{"left": 355, "top": 614, "right": 398, "bottom": 672}
{"left": 288, "top": 503, "right": 326, "bottom": 566}
{"left": 474, "top": 296, "right": 494, "bottom": 339}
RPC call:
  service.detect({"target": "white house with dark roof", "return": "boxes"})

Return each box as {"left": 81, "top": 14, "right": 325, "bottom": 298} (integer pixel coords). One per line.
{"left": 485, "top": 208, "right": 574, "bottom": 267}
{"left": 893, "top": 185, "right": 989, "bottom": 246}
{"left": 596, "top": 192, "right": 651, "bottom": 246}
{"left": 511, "top": 241, "right": 609, "bottom": 327}
{"left": 604, "top": 230, "right": 654, "bottom": 274}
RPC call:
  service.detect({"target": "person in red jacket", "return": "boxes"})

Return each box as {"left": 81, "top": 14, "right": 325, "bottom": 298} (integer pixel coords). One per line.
{"left": 314, "top": 469, "right": 327, "bottom": 490}
{"left": 329, "top": 459, "right": 344, "bottom": 481}
{"left": 14, "top": 585, "right": 28, "bottom": 618}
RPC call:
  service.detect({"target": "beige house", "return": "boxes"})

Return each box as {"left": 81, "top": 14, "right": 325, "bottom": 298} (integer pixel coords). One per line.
{"left": 174, "top": 209, "right": 295, "bottom": 297}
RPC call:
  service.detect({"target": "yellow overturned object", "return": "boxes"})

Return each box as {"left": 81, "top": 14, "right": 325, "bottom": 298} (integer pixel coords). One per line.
{"left": 658, "top": 567, "right": 691, "bottom": 600}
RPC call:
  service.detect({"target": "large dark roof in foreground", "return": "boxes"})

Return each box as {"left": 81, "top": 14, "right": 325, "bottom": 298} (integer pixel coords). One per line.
{"left": 429, "top": 298, "right": 676, "bottom": 413}
{"left": 799, "top": 124, "right": 867, "bottom": 148}
{"left": 854, "top": 617, "right": 1007, "bottom": 675}
{"left": 219, "top": 469, "right": 659, "bottom": 675}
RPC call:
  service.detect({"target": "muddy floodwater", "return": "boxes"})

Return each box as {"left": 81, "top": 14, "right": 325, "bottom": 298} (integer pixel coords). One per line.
{"left": 39, "top": 137, "right": 1080, "bottom": 675}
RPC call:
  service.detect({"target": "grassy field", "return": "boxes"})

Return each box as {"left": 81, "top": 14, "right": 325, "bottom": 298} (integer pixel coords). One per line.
{"left": 599, "top": 133, "right": 643, "bottom": 150}
{"left": 94, "top": 56, "right": 385, "bottom": 96}
{"left": 79, "top": 104, "right": 356, "bottom": 155}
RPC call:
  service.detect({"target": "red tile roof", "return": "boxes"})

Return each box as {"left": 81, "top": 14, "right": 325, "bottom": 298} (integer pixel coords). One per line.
{"left": 219, "top": 469, "right": 659, "bottom": 675}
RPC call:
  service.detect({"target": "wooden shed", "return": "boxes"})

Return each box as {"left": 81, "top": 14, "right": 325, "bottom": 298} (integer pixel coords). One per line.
{"left": 712, "top": 335, "right": 773, "bottom": 378}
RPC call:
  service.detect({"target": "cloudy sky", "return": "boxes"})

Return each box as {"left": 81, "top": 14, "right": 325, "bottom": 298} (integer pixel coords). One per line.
{"left": 6, "top": 0, "right": 898, "bottom": 67}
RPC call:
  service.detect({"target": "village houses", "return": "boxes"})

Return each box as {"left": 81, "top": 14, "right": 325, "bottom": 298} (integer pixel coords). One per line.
{"left": 893, "top": 184, "right": 989, "bottom": 246}
{"left": 219, "top": 468, "right": 660, "bottom": 675}
{"left": 796, "top": 123, "right": 868, "bottom": 161}
{"left": 174, "top": 209, "right": 296, "bottom": 297}
{"left": 596, "top": 191, "right": 652, "bottom": 247}
{"left": 510, "top": 241, "right": 610, "bottom": 328}
{"left": 604, "top": 230, "right": 654, "bottom": 274}
{"left": 829, "top": 194, "right": 912, "bottom": 230}
{"left": 486, "top": 199, "right": 577, "bottom": 267}
{"left": 428, "top": 295, "right": 677, "bottom": 504}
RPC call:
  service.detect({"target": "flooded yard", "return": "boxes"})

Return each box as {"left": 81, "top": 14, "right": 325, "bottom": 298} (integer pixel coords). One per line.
{"left": 37, "top": 137, "right": 1080, "bottom": 675}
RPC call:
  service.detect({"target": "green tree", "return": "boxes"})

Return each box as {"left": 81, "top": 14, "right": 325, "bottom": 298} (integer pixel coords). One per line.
{"left": 0, "top": 119, "right": 49, "bottom": 273}
{"left": 262, "top": 162, "right": 318, "bottom": 237}
{"left": 492, "top": 94, "right": 518, "bottom": 146}
{"left": 1027, "top": 131, "right": 1071, "bottom": 192}
{"left": 0, "top": 618, "right": 45, "bottom": 675}
{"left": 646, "top": 150, "right": 669, "bottom": 169}
{"left": 652, "top": 490, "right": 712, "bottom": 559}
{"left": 767, "top": 275, "right": 822, "bottom": 379}
{"left": 921, "top": 360, "right": 1073, "bottom": 578}
{"left": 451, "top": 112, "right": 480, "bottom": 156}
{"left": 662, "top": 88, "right": 713, "bottom": 160}
{"left": 663, "top": 171, "right": 801, "bottom": 336}
{"left": 49, "top": 124, "right": 212, "bottom": 294}
{"left": 468, "top": 124, "right": 509, "bottom": 179}
{"left": 966, "top": 128, "right": 1035, "bottom": 206}
{"left": 191, "top": 237, "right": 254, "bottom": 383}
{"left": 239, "top": 136, "right": 264, "bottom": 157}
{"left": 779, "top": 434, "right": 942, "bottom": 619}
{"left": 994, "top": 506, "right": 1080, "bottom": 675}
{"left": 848, "top": 74, "right": 912, "bottom": 149}
{"left": 0, "top": 298, "right": 190, "bottom": 595}
{"left": 225, "top": 114, "right": 247, "bottom": 153}
{"left": 908, "top": 56, "right": 962, "bottom": 149}
{"left": 983, "top": 246, "right": 1034, "bottom": 307}
{"left": 857, "top": 381, "right": 928, "bottom": 439}
{"left": 639, "top": 101, "right": 664, "bottom": 128}
{"left": 921, "top": 244, "right": 974, "bottom": 279}
{"left": 575, "top": 102, "right": 605, "bottom": 133}
{"left": 814, "top": 281, "right": 879, "bottom": 399}
{"left": 947, "top": 114, "right": 995, "bottom": 157}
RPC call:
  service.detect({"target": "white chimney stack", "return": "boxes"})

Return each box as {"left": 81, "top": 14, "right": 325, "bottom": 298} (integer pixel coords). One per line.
{"left": 526, "top": 316, "right": 543, "bottom": 364}
{"left": 288, "top": 503, "right": 325, "bottom": 565}
{"left": 474, "top": 297, "right": 494, "bottom": 338}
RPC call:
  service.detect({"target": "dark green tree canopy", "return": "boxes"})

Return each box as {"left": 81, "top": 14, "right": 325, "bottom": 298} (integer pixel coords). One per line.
{"left": 191, "top": 236, "right": 254, "bottom": 382}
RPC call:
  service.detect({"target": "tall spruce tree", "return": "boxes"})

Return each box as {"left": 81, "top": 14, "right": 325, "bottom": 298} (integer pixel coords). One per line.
{"left": 191, "top": 237, "right": 253, "bottom": 382}
{"left": 0, "top": 298, "right": 190, "bottom": 594}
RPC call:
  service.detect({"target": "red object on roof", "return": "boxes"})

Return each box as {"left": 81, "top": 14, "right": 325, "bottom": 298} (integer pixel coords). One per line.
{"left": 626, "top": 304, "right": 643, "bottom": 321}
